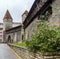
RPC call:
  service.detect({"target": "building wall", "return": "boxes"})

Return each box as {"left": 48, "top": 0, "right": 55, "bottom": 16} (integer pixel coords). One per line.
{"left": 3, "top": 21, "right": 21, "bottom": 42}
{"left": 6, "top": 30, "right": 22, "bottom": 43}
{"left": 22, "top": 14, "right": 27, "bottom": 22}
{"left": 24, "top": 17, "right": 40, "bottom": 40}
{"left": 13, "top": 31, "right": 22, "bottom": 43}
{"left": 0, "top": 23, "right": 3, "bottom": 28}
{"left": 0, "top": 23, "right": 3, "bottom": 42}
{"left": 13, "top": 22, "right": 21, "bottom": 27}
{"left": 3, "top": 19, "right": 12, "bottom": 30}
{"left": 49, "top": 0, "right": 60, "bottom": 26}
{"left": 0, "top": 30, "right": 3, "bottom": 42}
{"left": 6, "top": 33, "right": 13, "bottom": 42}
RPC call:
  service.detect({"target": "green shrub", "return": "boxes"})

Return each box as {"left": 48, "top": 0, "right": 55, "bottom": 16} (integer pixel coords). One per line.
{"left": 26, "top": 21, "right": 60, "bottom": 53}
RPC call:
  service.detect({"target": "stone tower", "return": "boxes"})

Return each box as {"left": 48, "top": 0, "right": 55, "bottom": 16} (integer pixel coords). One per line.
{"left": 22, "top": 10, "right": 28, "bottom": 23}
{"left": 3, "top": 10, "right": 13, "bottom": 30}
{"left": 22, "top": 10, "right": 28, "bottom": 41}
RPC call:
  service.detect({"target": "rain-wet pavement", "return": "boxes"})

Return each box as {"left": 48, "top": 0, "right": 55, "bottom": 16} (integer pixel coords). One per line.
{"left": 0, "top": 44, "right": 19, "bottom": 59}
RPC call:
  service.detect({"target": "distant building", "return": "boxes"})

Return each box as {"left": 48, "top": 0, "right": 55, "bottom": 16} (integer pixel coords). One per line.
{"left": 3, "top": 10, "right": 13, "bottom": 30}
{"left": 3, "top": 10, "right": 21, "bottom": 30}
{"left": 5, "top": 25, "right": 22, "bottom": 43}
{"left": 0, "top": 10, "right": 21, "bottom": 43}
{"left": 4, "top": 10, "right": 29, "bottom": 43}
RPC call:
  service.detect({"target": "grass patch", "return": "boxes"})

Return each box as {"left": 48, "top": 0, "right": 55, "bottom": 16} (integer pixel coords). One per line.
{"left": 13, "top": 43, "right": 27, "bottom": 47}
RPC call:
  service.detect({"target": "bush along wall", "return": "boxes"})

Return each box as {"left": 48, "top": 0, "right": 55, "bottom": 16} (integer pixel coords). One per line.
{"left": 8, "top": 21, "right": 60, "bottom": 59}
{"left": 26, "top": 21, "right": 60, "bottom": 54}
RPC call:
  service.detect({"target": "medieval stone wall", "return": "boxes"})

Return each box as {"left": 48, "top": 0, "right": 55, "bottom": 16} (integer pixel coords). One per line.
{"left": 6, "top": 30, "right": 22, "bottom": 43}
{"left": 24, "top": 17, "right": 39, "bottom": 40}
{"left": 49, "top": 0, "right": 60, "bottom": 26}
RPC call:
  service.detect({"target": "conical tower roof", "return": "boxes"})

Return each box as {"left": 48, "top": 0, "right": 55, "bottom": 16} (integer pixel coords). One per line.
{"left": 3, "top": 10, "right": 13, "bottom": 20}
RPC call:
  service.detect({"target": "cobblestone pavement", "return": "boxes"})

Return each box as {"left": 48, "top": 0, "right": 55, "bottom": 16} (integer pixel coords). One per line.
{"left": 0, "top": 44, "right": 20, "bottom": 59}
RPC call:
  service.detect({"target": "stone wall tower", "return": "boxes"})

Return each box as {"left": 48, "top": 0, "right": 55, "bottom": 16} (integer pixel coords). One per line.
{"left": 22, "top": 10, "right": 28, "bottom": 41}
{"left": 22, "top": 10, "right": 28, "bottom": 23}
{"left": 3, "top": 10, "right": 13, "bottom": 30}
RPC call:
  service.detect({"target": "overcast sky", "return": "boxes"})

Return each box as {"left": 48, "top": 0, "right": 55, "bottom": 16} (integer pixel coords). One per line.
{"left": 0, "top": 0, "right": 35, "bottom": 23}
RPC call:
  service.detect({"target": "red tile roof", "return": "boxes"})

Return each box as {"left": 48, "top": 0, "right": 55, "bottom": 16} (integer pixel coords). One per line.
{"left": 3, "top": 10, "right": 13, "bottom": 20}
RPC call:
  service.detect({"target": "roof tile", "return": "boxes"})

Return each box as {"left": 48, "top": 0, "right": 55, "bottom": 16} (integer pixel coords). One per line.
{"left": 3, "top": 10, "right": 13, "bottom": 20}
